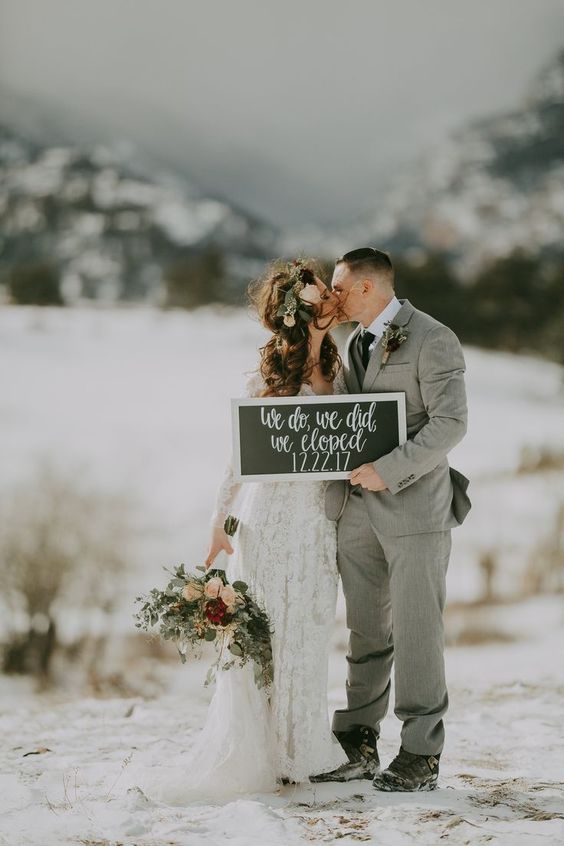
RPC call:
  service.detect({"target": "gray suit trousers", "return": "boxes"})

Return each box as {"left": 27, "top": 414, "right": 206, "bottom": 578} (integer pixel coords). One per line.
{"left": 333, "top": 488, "right": 451, "bottom": 756}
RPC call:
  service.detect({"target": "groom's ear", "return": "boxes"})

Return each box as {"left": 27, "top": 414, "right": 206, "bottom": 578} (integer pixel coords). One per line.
{"left": 356, "top": 277, "right": 373, "bottom": 295}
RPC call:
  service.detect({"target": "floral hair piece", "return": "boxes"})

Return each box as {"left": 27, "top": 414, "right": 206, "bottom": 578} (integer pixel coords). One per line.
{"left": 276, "top": 259, "right": 322, "bottom": 328}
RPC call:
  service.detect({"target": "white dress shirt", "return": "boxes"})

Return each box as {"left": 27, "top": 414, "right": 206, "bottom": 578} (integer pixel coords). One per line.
{"left": 364, "top": 295, "right": 402, "bottom": 355}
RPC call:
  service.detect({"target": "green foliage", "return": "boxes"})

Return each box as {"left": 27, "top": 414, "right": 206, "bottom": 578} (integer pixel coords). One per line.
{"left": 394, "top": 254, "right": 463, "bottom": 330}
{"left": 394, "top": 251, "right": 564, "bottom": 364}
{"left": 7, "top": 261, "right": 63, "bottom": 306}
{"left": 461, "top": 252, "right": 564, "bottom": 362}
{"left": 163, "top": 248, "right": 226, "bottom": 309}
{"left": 228, "top": 642, "right": 243, "bottom": 657}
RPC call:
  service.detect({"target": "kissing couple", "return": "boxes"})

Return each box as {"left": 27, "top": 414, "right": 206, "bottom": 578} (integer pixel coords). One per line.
{"left": 156, "top": 247, "right": 471, "bottom": 803}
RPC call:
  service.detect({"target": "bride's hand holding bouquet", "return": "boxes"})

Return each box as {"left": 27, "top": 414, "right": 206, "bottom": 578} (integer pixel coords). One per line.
{"left": 134, "top": 516, "right": 273, "bottom": 689}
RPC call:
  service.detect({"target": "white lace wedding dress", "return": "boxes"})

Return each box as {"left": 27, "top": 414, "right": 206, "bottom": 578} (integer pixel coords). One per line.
{"left": 133, "top": 371, "right": 348, "bottom": 804}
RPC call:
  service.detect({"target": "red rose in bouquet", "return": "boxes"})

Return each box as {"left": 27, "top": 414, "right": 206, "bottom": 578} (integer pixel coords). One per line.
{"left": 204, "top": 597, "right": 228, "bottom": 624}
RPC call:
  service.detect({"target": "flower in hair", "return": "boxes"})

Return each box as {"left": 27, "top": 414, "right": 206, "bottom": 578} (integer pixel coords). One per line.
{"left": 299, "top": 283, "right": 322, "bottom": 304}
{"left": 276, "top": 259, "right": 316, "bottom": 328}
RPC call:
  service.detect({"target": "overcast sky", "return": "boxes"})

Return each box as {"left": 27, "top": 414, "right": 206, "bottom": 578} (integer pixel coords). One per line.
{"left": 1, "top": 0, "right": 563, "bottom": 226}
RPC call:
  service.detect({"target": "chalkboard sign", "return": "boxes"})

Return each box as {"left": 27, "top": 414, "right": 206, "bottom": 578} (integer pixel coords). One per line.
{"left": 231, "top": 393, "right": 406, "bottom": 481}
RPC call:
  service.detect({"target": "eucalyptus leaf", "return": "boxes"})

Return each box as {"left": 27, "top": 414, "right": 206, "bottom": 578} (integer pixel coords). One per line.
{"left": 229, "top": 642, "right": 243, "bottom": 657}
{"left": 232, "top": 580, "right": 248, "bottom": 593}
{"left": 204, "top": 629, "right": 217, "bottom": 642}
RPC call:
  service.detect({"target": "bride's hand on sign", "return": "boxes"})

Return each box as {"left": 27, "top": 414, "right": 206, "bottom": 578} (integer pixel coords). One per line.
{"left": 349, "top": 463, "right": 388, "bottom": 492}
{"left": 205, "top": 526, "right": 234, "bottom": 570}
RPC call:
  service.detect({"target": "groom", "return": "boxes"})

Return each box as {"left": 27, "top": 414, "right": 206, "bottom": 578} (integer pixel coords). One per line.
{"left": 313, "top": 247, "right": 471, "bottom": 791}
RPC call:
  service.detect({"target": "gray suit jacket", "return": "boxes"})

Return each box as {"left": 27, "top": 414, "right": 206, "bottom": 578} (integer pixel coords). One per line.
{"left": 325, "top": 298, "right": 471, "bottom": 535}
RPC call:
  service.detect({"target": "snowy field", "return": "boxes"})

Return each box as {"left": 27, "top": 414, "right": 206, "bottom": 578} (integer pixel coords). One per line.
{"left": 1, "top": 305, "right": 564, "bottom": 608}
{"left": 1, "top": 305, "right": 564, "bottom": 845}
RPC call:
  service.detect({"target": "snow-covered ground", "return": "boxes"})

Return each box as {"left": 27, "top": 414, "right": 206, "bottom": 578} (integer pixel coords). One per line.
{"left": 1, "top": 305, "right": 564, "bottom": 845}
{"left": 1, "top": 603, "right": 563, "bottom": 846}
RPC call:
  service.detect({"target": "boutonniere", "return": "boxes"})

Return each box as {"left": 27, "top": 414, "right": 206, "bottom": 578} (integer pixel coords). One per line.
{"left": 381, "top": 322, "right": 408, "bottom": 366}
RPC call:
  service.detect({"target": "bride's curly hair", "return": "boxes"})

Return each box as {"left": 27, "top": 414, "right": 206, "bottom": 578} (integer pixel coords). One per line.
{"left": 248, "top": 258, "right": 342, "bottom": 397}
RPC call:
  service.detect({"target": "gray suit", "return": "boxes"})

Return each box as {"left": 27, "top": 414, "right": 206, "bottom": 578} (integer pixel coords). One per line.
{"left": 326, "top": 298, "right": 471, "bottom": 756}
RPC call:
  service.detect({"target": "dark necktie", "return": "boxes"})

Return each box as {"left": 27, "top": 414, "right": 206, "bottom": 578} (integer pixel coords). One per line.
{"left": 360, "top": 330, "right": 376, "bottom": 369}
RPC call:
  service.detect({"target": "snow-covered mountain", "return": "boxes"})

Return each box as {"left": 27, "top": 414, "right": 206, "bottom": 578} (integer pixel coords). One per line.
{"left": 293, "top": 50, "right": 564, "bottom": 276}
{"left": 2, "top": 49, "right": 563, "bottom": 303}
{"left": 0, "top": 121, "right": 278, "bottom": 302}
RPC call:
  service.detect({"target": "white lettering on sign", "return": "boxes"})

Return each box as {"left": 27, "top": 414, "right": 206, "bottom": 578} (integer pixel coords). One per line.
{"left": 315, "top": 409, "right": 342, "bottom": 430}
{"left": 346, "top": 402, "right": 378, "bottom": 433}
{"left": 260, "top": 406, "right": 283, "bottom": 430}
{"left": 288, "top": 406, "right": 309, "bottom": 432}
{"left": 271, "top": 434, "right": 293, "bottom": 453}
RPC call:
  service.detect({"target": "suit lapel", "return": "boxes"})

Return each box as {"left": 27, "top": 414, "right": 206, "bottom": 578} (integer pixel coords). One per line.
{"left": 362, "top": 299, "right": 416, "bottom": 392}
{"left": 362, "top": 336, "right": 386, "bottom": 389}
{"left": 344, "top": 323, "right": 363, "bottom": 393}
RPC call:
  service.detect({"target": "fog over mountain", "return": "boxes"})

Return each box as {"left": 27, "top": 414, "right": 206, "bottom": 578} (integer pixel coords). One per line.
{"left": 2, "top": 48, "right": 564, "bottom": 308}
{"left": 299, "top": 49, "right": 564, "bottom": 274}
{"left": 1, "top": 0, "right": 564, "bottom": 225}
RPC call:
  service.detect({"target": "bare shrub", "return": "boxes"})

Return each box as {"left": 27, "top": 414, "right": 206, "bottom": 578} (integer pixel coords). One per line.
{"left": 523, "top": 502, "right": 564, "bottom": 596}
{"left": 0, "top": 461, "right": 134, "bottom": 682}
{"left": 517, "top": 446, "right": 564, "bottom": 475}
{"left": 478, "top": 549, "right": 498, "bottom": 603}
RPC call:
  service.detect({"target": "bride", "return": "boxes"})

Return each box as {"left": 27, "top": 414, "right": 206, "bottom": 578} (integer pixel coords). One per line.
{"left": 140, "top": 258, "right": 349, "bottom": 803}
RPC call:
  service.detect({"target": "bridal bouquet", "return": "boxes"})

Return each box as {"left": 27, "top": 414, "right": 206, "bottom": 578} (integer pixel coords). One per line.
{"left": 134, "top": 563, "right": 273, "bottom": 690}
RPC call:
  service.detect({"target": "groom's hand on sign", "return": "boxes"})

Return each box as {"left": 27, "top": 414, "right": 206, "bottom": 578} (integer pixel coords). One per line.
{"left": 205, "top": 527, "right": 234, "bottom": 570}
{"left": 349, "top": 463, "right": 388, "bottom": 492}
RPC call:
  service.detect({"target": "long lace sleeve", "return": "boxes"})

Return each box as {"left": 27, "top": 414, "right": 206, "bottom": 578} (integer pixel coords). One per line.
{"left": 333, "top": 366, "right": 347, "bottom": 395}
{"left": 210, "top": 463, "right": 243, "bottom": 529}
{"left": 209, "top": 370, "right": 264, "bottom": 529}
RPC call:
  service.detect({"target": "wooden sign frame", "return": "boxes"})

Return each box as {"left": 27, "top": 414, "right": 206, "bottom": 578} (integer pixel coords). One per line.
{"left": 231, "top": 392, "right": 407, "bottom": 482}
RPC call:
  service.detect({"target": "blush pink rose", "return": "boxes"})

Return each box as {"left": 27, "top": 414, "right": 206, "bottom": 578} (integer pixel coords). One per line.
{"left": 204, "top": 577, "right": 223, "bottom": 599}
{"left": 219, "top": 584, "right": 237, "bottom": 609}
{"left": 299, "top": 284, "right": 322, "bottom": 304}
{"left": 182, "top": 581, "right": 203, "bottom": 601}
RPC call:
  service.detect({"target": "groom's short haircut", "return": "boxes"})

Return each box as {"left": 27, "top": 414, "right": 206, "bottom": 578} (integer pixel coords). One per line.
{"left": 336, "top": 247, "right": 394, "bottom": 287}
